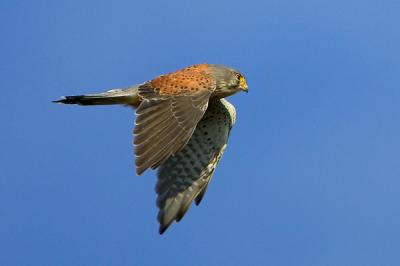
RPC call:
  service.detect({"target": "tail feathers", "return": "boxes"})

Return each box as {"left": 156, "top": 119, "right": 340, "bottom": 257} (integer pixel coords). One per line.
{"left": 53, "top": 86, "right": 141, "bottom": 107}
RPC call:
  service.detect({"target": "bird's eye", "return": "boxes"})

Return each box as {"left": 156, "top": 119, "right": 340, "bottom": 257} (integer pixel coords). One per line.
{"left": 235, "top": 73, "right": 242, "bottom": 80}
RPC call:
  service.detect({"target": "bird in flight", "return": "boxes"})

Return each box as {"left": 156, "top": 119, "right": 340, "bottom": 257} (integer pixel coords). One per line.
{"left": 54, "top": 63, "right": 248, "bottom": 234}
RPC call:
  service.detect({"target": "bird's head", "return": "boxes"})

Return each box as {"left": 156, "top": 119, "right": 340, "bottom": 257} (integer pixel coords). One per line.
{"left": 209, "top": 64, "right": 248, "bottom": 98}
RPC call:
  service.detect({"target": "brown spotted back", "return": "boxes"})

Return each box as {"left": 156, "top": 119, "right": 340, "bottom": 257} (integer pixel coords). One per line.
{"left": 149, "top": 64, "right": 216, "bottom": 96}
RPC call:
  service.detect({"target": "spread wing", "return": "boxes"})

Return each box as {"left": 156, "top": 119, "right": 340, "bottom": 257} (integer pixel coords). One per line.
{"left": 155, "top": 99, "right": 236, "bottom": 234}
{"left": 134, "top": 67, "right": 216, "bottom": 175}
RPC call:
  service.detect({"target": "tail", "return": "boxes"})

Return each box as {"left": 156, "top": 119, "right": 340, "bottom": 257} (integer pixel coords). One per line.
{"left": 53, "top": 86, "right": 141, "bottom": 108}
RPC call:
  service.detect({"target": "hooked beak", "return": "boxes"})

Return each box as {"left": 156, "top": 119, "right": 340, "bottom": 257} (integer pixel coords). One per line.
{"left": 239, "top": 77, "right": 248, "bottom": 93}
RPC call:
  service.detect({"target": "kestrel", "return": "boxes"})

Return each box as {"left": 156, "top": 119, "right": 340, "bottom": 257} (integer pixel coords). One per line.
{"left": 54, "top": 64, "right": 248, "bottom": 234}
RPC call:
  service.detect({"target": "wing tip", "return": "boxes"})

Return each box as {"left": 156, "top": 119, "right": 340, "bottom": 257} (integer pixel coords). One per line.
{"left": 136, "top": 168, "right": 144, "bottom": 175}
{"left": 158, "top": 213, "right": 174, "bottom": 235}
{"left": 159, "top": 225, "right": 168, "bottom": 235}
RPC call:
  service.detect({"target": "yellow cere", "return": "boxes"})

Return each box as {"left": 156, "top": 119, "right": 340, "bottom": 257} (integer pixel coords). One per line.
{"left": 239, "top": 76, "right": 248, "bottom": 90}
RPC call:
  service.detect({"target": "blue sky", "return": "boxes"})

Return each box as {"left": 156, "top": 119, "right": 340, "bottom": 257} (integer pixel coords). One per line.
{"left": 1, "top": 0, "right": 399, "bottom": 265}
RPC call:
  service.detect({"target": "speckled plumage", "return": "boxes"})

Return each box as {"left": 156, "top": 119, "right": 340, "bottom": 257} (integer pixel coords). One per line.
{"left": 149, "top": 64, "right": 215, "bottom": 95}
{"left": 156, "top": 98, "right": 236, "bottom": 233}
{"left": 53, "top": 63, "right": 247, "bottom": 234}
